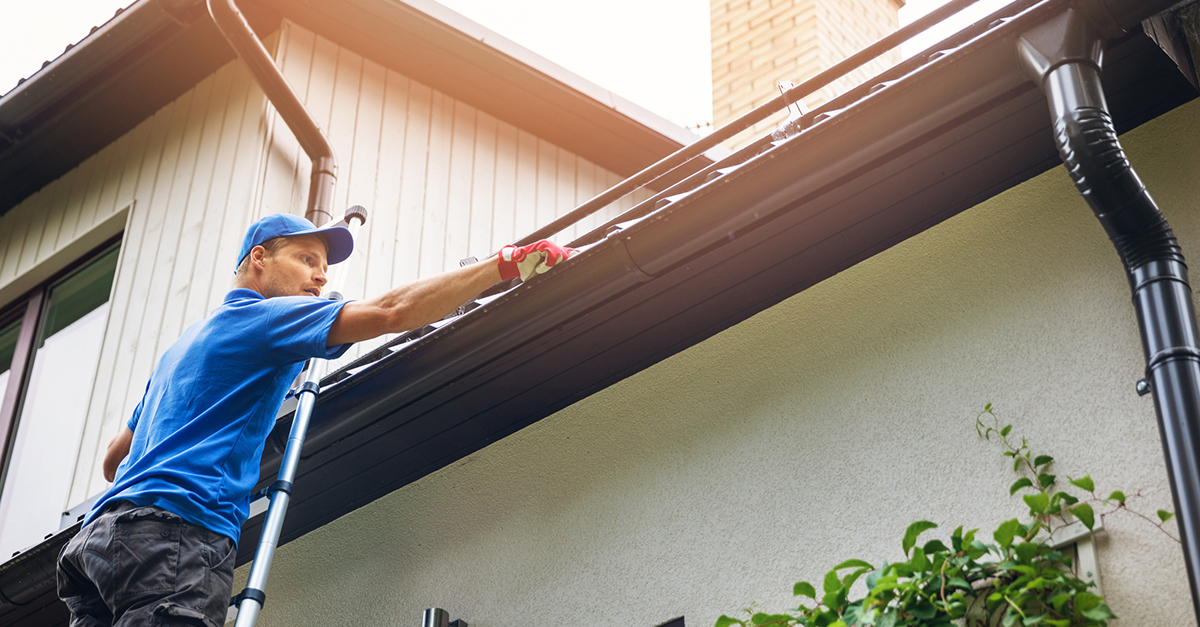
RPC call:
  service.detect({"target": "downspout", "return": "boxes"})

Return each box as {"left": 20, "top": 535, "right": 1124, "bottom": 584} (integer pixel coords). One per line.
{"left": 1018, "top": 3, "right": 1200, "bottom": 619}
{"left": 206, "top": 0, "right": 337, "bottom": 225}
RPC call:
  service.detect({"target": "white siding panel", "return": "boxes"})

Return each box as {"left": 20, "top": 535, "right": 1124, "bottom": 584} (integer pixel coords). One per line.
{"left": 491, "top": 122, "right": 519, "bottom": 252}
{"left": 444, "top": 102, "right": 476, "bottom": 271}
{"left": 32, "top": 168, "right": 72, "bottom": 265}
{"left": 470, "top": 113, "right": 498, "bottom": 257}
{"left": 257, "top": 26, "right": 309, "bottom": 219}
{"left": 396, "top": 80, "right": 433, "bottom": 287}
{"left": 338, "top": 57, "right": 383, "bottom": 359}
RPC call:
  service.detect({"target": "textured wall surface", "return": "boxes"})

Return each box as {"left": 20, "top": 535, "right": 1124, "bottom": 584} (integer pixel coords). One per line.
{"left": 240, "top": 99, "right": 1200, "bottom": 626}
{"left": 712, "top": 0, "right": 901, "bottom": 148}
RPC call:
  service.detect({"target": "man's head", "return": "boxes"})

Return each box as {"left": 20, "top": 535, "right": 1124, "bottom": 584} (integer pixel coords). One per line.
{"left": 234, "top": 213, "right": 354, "bottom": 298}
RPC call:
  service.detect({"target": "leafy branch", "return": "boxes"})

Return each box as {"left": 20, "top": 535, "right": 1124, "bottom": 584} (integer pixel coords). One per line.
{"left": 975, "top": 404, "right": 1178, "bottom": 543}
{"left": 714, "top": 406, "right": 1176, "bottom": 627}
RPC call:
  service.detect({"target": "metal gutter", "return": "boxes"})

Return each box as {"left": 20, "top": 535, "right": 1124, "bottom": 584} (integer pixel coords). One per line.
{"left": 1018, "top": 1, "right": 1200, "bottom": 617}
{"left": 207, "top": 0, "right": 337, "bottom": 225}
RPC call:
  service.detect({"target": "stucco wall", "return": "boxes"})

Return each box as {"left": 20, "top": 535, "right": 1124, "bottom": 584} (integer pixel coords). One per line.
{"left": 240, "top": 99, "right": 1200, "bottom": 626}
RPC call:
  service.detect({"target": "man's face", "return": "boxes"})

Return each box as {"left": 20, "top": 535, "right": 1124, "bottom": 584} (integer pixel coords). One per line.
{"left": 257, "top": 234, "right": 329, "bottom": 298}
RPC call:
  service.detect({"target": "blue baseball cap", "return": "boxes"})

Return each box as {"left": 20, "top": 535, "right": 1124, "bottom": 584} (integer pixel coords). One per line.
{"left": 237, "top": 213, "right": 354, "bottom": 271}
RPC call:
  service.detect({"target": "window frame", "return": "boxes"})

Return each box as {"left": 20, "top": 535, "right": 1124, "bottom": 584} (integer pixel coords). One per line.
{"left": 0, "top": 233, "right": 123, "bottom": 496}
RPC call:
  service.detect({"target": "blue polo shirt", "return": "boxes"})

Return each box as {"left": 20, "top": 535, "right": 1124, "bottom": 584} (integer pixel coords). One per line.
{"left": 86, "top": 289, "right": 352, "bottom": 543}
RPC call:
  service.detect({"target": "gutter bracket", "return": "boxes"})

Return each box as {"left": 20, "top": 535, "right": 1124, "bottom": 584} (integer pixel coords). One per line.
{"left": 605, "top": 226, "right": 654, "bottom": 283}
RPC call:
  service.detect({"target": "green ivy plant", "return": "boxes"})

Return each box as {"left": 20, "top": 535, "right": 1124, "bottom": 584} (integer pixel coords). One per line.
{"left": 715, "top": 405, "right": 1178, "bottom": 627}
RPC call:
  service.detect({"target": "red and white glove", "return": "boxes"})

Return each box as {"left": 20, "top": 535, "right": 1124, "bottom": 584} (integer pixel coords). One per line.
{"left": 497, "top": 240, "right": 579, "bottom": 281}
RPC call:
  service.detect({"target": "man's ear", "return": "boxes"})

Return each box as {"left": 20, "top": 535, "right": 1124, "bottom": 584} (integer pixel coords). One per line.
{"left": 250, "top": 245, "right": 268, "bottom": 269}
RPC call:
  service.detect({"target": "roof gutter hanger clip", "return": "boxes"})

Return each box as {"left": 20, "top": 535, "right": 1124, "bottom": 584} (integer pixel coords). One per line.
{"left": 1018, "top": 2, "right": 1200, "bottom": 620}
{"left": 206, "top": 0, "right": 337, "bottom": 225}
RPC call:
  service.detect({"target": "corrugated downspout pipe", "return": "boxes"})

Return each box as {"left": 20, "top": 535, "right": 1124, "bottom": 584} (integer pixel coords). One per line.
{"left": 207, "top": 0, "right": 337, "bottom": 225}
{"left": 1019, "top": 3, "right": 1200, "bottom": 619}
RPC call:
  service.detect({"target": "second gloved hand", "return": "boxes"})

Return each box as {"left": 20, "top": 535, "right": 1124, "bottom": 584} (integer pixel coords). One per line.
{"left": 497, "top": 240, "right": 579, "bottom": 281}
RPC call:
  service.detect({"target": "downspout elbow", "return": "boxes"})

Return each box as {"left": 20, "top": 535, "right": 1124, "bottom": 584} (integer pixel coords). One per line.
{"left": 1017, "top": 8, "right": 1183, "bottom": 279}
{"left": 207, "top": 0, "right": 338, "bottom": 225}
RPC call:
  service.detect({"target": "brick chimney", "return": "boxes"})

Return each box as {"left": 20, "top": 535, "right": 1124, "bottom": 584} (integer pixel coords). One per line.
{"left": 712, "top": 0, "right": 905, "bottom": 147}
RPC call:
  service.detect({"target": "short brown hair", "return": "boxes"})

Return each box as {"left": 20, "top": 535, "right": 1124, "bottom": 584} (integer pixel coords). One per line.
{"left": 235, "top": 236, "right": 305, "bottom": 277}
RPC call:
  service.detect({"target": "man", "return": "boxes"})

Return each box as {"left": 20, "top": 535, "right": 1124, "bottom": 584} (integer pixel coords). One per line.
{"left": 57, "top": 213, "right": 574, "bottom": 627}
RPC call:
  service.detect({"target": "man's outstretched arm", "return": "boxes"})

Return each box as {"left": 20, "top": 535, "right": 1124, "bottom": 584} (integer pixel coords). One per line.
{"left": 327, "top": 239, "right": 576, "bottom": 346}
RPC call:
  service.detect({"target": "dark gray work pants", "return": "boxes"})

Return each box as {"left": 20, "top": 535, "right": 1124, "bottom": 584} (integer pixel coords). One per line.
{"left": 57, "top": 501, "right": 236, "bottom": 627}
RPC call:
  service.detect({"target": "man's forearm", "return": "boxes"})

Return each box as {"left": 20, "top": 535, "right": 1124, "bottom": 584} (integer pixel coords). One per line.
{"left": 328, "top": 256, "right": 501, "bottom": 346}
{"left": 103, "top": 427, "right": 133, "bottom": 482}
{"left": 372, "top": 255, "right": 501, "bottom": 330}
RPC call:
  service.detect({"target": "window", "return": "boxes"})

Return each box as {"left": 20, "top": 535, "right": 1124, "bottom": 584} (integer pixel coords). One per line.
{"left": 0, "top": 239, "right": 121, "bottom": 558}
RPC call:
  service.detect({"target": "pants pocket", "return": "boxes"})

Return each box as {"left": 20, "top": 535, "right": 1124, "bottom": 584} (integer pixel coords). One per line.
{"left": 111, "top": 507, "right": 183, "bottom": 602}
{"left": 152, "top": 602, "right": 210, "bottom": 626}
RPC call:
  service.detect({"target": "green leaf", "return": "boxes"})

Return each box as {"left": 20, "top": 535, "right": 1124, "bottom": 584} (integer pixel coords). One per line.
{"left": 841, "top": 568, "right": 871, "bottom": 592}
{"left": 1158, "top": 509, "right": 1175, "bottom": 523}
{"left": 1001, "top": 424, "right": 1013, "bottom": 437}
{"left": 865, "top": 564, "right": 885, "bottom": 590}
{"left": 831, "top": 559, "right": 874, "bottom": 571}
{"left": 1010, "top": 477, "right": 1034, "bottom": 495}
{"left": 794, "top": 581, "right": 817, "bottom": 599}
{"left": 715, "top": 616, "right": 741, "bottom": 627}
{"left": 824, "top": 570, "right": 840, "bottom": 595}
{"left": 1107, "top": 490, "right": 1126, "bottom": 505}
{"left": 1014, "top": 541, "right": 1039, "bottom": 563}
{"left": 902, "top": 520, "right": 938, "bottom": 557}
{"left": 910, "top": 547, "right": 929, "bottom": 571}
{"left": 994, "top": 518, "right": 1022, "bottom": 549}
{"left": 1033, "top": 455, "right": 1053, "bottom": 467}
{"left": 1068, "top": 474, "right": 1094, "bottom": 493}
{"left": 1024, "top": 492, "right": 1049, "bottom": 515}
{"left": 985, "top": 402, "right": 993, "bottom": 412}
{"left": 923, "top": 539, "right": 949, "bottom": 554}
{"left": 909, "top": 601, "right": 937, "bottom": 620}
{"left": 1037, "top": 473, "right": 1056, "bottom": 489}
{"left": 967, "top": 539, "right": 991, "bottom": 560}
{"left": 1072, "top": 503, "right": 1096, "bottom": 530}
{"left": 1014, "top": 456, "right": 1022, "bottom": 472}
{"left": 1081, "top": 603, "right": 1118, "bottom": 621}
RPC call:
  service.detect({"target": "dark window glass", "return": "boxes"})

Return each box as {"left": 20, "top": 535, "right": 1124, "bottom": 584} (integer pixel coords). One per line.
{"left": 0, "top": 242, "right": 120, "bottom": 558}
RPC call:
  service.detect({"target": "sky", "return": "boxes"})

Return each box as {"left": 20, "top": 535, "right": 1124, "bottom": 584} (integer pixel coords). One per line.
{"left": 0, "top": 0, "right": 1009, "bottom": 130}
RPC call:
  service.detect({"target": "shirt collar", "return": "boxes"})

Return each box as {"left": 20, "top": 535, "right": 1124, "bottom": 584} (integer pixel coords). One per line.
{"left": 224, "top": 288, "right": 265, "bottom": 304}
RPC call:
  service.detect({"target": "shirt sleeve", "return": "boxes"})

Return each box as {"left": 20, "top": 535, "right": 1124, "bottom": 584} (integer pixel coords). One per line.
{"left": 264, "top": 296, "right": 354, "bottom": 363}
{"left": 126, "top": 380, "right": 151, "bottom": 430}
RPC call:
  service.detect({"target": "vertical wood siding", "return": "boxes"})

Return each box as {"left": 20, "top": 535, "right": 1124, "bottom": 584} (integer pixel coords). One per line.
{"left": 256, "top": 20, "right": 654, "bottom": 365}
{"left": 0, "top": 20, "right": 656, "bottom": 512}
